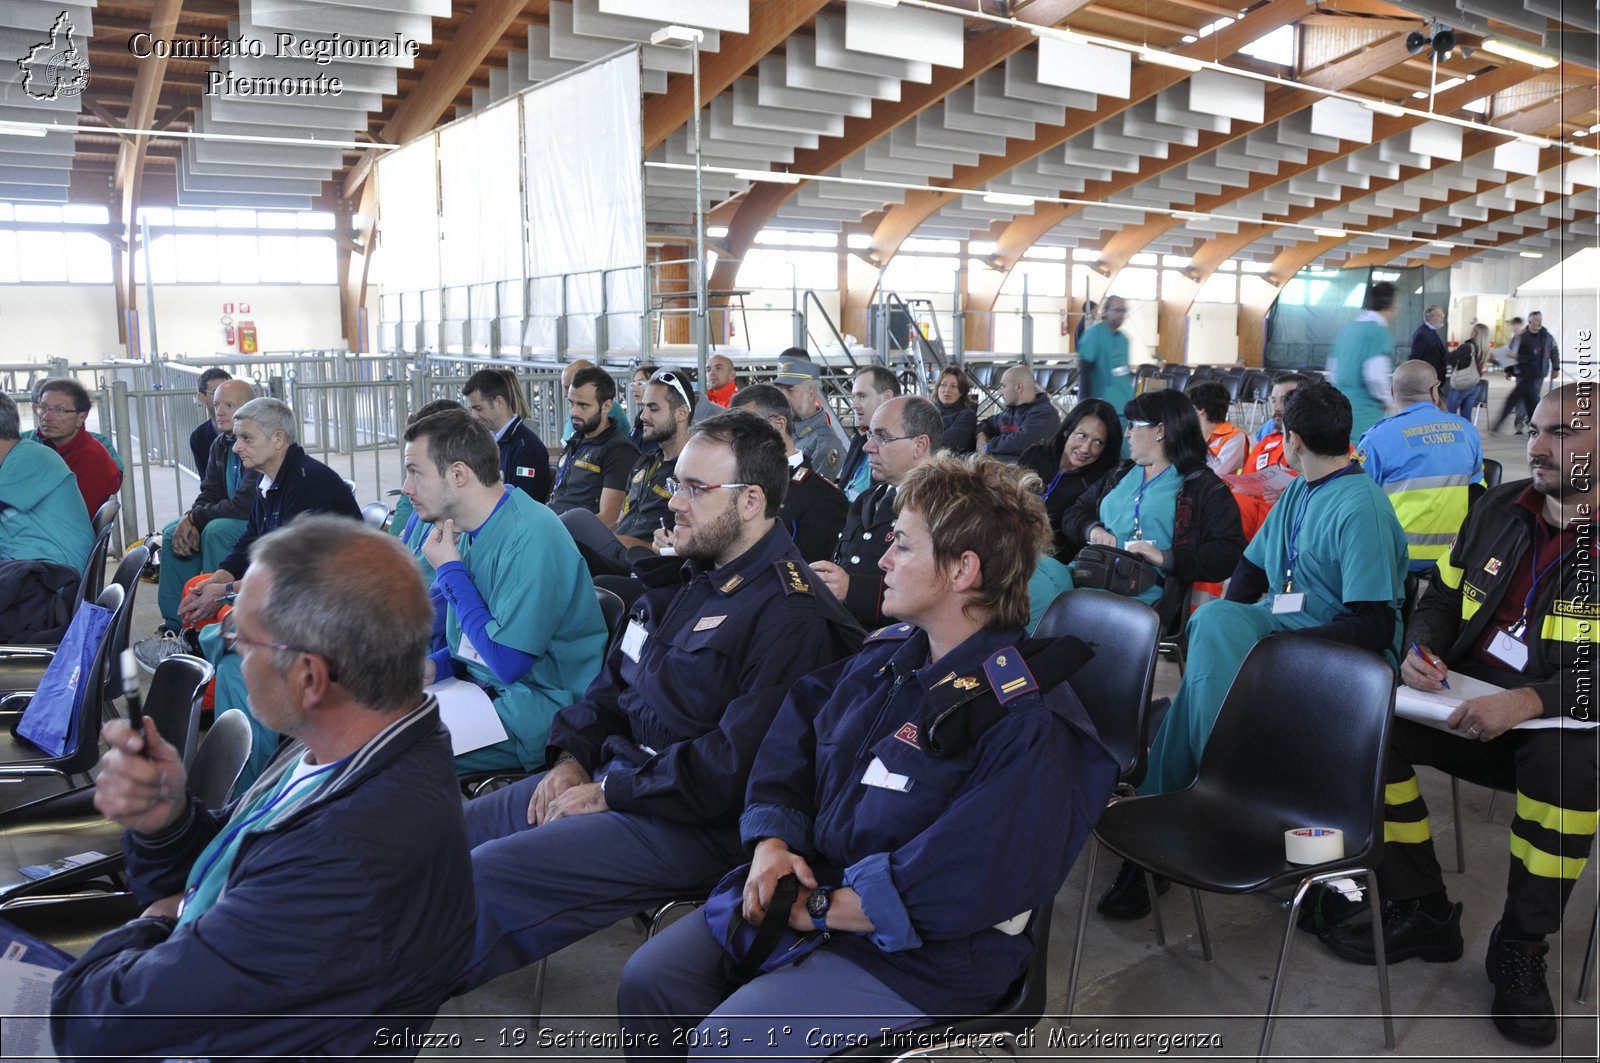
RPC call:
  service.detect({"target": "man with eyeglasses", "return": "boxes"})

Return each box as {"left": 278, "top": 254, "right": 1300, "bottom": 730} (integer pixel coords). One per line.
{"left": 52, "top": 517, "right": 474, "bottom": 1058}
{"left": 560, "top": 370, "right": 696, "bottom": 577}
{"left": 811, "top": 396, "right": 943, "bottom": 628}
{"left": 0, "top": 393, "right": 94, "bottom": 639}
{"left": 28, "top": 377, "right": 122, "bottom": 514}
{"left": 451, "top": 411, "right": 862, "bottom": 993}
{"left": 1354, "top": 360, "right": 1483, "bottom": 574}
{"left": 188, "top": 368, "right": 232, "bottom": 476}
{"left": 976, "top": 366, "right": 1061, "bottom": 463}
{"left": 404, "top": 409, "right": 607, "bottom": 775}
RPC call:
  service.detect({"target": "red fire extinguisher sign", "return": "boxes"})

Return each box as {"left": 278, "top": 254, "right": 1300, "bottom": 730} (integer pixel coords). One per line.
{"left": 239, "top": 321, "right": 258, "bottom": 354}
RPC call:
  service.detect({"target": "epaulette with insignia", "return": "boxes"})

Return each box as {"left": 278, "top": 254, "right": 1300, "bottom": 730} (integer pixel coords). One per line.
{"left": 865, "top": 622, "right": 916, "bottom": 643}
{"left": 777, "top": 560, "right": 813, "bottom": 596}
{"left": 982, "top": 647, "right": 1039, "bottom": 706}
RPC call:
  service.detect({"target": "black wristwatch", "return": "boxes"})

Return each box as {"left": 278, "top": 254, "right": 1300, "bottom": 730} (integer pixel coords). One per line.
{"left": 806, "top": 886, "right": 833, "bottom": 931}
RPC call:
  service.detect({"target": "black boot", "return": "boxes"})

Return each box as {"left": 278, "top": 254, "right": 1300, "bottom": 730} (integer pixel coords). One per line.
{"left": 1322, "top": 898, "right": 1463, "bottom": 965}
{"left": 1485, "top": 921, "right": 1557, "bottom": 1046}
{"left": 1096, "top": 859, "right": 1169, "bottom": 920}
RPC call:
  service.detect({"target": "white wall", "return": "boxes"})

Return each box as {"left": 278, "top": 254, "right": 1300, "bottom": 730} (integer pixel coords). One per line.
{"left": 1186, "top": 303, "right": 1241, "bottom": 364}
{"left": 0, "top": 283, "right": 346, "bottom": 365}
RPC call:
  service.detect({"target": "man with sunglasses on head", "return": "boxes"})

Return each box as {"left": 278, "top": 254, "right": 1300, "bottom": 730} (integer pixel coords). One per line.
{"left": 811, "top": 396, "right": 943, "bottom": 628}
{"left": 451, "top": 410, "right": 862, "bottom": 994}
{"left": 561, "top": 370, "right": 696, "bottom": 577}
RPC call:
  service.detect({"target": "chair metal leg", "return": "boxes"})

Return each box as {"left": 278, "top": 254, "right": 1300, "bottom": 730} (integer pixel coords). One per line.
{"left": 1190, "top": 888, "right": 1213, "bottom": 961}
{"left": 1486, "top": 788, "right": 1500, "bottom": 821}
{"left": 646, "top": 898, "right": 702, "bottom": 939}
{"left": 1145, "top": 868, "right": 1166, "bottom": 947}
{"left": 1578, "top": 907, "right": 1598, "bottom": 1004}
{"left": 1450, "top": 776, "right": 1466, "bottom": 873}
{"left": 1064, "top": 836, "right": 1099, "bottom": 1028}
{"left": 1260, "top": 872, "right": 1392, "bottom": 1061}
{"left": 528, "top": 956, "right": 547, "bottom": 1025}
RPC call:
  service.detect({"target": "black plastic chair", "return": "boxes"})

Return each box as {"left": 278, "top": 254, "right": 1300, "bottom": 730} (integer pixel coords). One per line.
{"left": 186, "top": 708, "right": 255, "bottom": 811}
{"left": 0, "top": 654, "right": 214, "bottom": 906}
{"left": 1066, "top": 635, "right": 1397, "bottom": 1060}
{"left": 1034, "top": 589, "right": 1160, "bottom": 788}
{"left": 593, "top": 573, "right": 646, "bottom": 612}
{"left": 1481, "top": 457, "right": 1502, "bottom": 490}
{"left": 361, "top": 500, "right": 390, "bottom": 530}
{"left": 78, "top": 499, "right": 121, "bottom": 613}
{"left": 0, "top": 584, "right": 127, "bottom": 799}
{"left": 595, "top": 586, "right": 627, "bottom": 660}
{"left": 832, "top": 903, "right": 1055, "bottom": 1060}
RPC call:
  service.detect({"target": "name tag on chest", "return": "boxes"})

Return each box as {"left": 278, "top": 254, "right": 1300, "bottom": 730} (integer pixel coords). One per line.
{"left": 861, "top": 756, "right": 911, "bottom": 792}
{"left": 1271, "top": 592, "right": 1305, "bottom": 615}
{"left": 620, "top": 619, "right": 648, "bottom": 662}
{"left": 1486, "top": 629, "right": 1530, "bottom": 671}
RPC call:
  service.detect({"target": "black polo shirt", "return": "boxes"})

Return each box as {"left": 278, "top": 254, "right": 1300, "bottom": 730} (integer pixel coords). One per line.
{"left": 548, "top": 424, "right": 639, "bottom": 516}
{"left": 613, "top": 450, "right": 677, "bottom": 539}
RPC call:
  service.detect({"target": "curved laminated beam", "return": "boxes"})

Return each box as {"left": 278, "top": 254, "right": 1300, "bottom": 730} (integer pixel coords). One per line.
{"left": 643, "top": 0, "right": 832, "bottom": 154}
{"left": 706, "top": 0, "right": 1100, "bottom": 302}
{"left": 863, "top": 0, "right": 1306, "bottom": 268}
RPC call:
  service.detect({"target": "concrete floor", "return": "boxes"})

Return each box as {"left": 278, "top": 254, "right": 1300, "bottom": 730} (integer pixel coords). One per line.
{"left": 108, "top": 376, "right": 1597, "bottom": 1060}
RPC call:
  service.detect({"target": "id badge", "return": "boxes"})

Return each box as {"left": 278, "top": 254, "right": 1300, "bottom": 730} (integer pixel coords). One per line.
{"left": 620, "top": 619, "right": 647, "bottom": 663}
{"left": 456, "top": 631, "right": 485, "bottom": 665}
{"left": 1486, "top": 628, "right": 1530, "bottom": 671}
{"left": 860, "top": 756, "right": 912, "bottom": 792}
{"left": 1271, "top": 592, "right": 1305, "bottom": 615}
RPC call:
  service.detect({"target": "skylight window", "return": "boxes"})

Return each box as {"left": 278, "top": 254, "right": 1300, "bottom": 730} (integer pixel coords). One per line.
{"left": 1239, "top": 25, "right": 1295, "bottom": 67}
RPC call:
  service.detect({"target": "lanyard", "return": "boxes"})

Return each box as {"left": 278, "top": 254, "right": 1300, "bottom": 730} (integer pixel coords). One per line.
{"left": 1285, "top": 464, "right": 1359, "bottom": 592}
{"left": 1041, "top": 470, "right": 1067, "bottom": 502}
{"left": 179, "top": 757, "right": 345, "bottom": 917}
{"left": 1511, "top": 524, "right": 1569, "bottom": 638}
{"left": 1131, "top": 465, "right": 1172, "bottom": 541}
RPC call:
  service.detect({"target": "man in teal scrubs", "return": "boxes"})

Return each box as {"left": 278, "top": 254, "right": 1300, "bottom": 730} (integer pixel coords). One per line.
{"left": 1077, "top": 296, "right": 1135, "bottom": 416}
{"left": 0, "top": 394, "right": 93, "bottom": 571}
{"left": 1328, "top": 280, "right": 1399, "bottom": 442}
{"left": 1098, "top": 383, "right": 1408, "bottom": 919}
{"left": 404, "top": 408, "right": 607, "bottom": 774}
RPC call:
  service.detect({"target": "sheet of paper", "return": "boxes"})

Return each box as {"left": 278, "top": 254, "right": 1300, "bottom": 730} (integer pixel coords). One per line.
{"left": 1221, "top": 464, "right": 1297, "bottom": 498}
{"left": 1394, "top": 672, "right": 1597, "bottom": 734}
{"left": 426, "top": 678, "right": 509, "bottom": 756}
{"left": 0, "top": 959, "right": 60, "bottom": 1060}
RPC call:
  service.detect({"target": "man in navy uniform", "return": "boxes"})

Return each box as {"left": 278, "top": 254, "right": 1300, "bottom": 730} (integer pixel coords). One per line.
{"left": 462, "top": 369, "right": 552, "bottom": 504}
{"left": 452, "top": 410, "right": 863, "bottom": 992}
{"left": 729, "top": 384, "right": 848, "bottom": 562}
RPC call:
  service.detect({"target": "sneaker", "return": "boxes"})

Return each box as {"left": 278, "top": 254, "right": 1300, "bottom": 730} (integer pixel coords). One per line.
{"left": 1485, "top": 921, "right": 1557, "bottom": 1046}
{"left": 1096, "top": 859, "right": 1170, "bottom": 921}
{"left": 1322, "top": 899, "right": 1464, "bottom": 965}
{"left": 132, "top": 630, "right": 189, "bottom": 674}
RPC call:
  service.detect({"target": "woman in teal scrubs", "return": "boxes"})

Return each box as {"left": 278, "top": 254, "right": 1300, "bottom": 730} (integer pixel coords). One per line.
{"left": 1058, "top": 390, "right": 1244, "bottom": 619}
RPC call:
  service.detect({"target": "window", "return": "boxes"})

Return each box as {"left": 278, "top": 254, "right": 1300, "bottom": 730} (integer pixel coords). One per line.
{"left": 1194, "top": 272, "right": 1237, "bottom": 303}
{"left": 176, "top": 234, "right": 220, "bottom": 282}
{"left": 64, "top": 233, "right": 111, "bottom": 283}
{"left": 881, "top": 255, "right": 960, "bottom": 293}
{"left": 218, "top": 235, "right": 261, "bottom": 284}
{"left": 901, "top": 237, "right": 960, "bottom": 254}
{"left": 16, "top": 231, "right": 66, "bottom": 281}
{"left": 1107, "top": 267, "right": 1157, "bottom": 301}
{"left": 733, "top": 248, "right": 836, "bottom": 290}
{"left": 1239, "top": 25, "right": 1295, "bottom": 67}
{"left": 63, "top": 204, "right": 108, "bottom": 224}
{"left": 174, "top": 209, "right": 216, "bottom": 228}
{"left": 1001, "top": 259, "right": 1066, "bottom": 298}
{"left": 258, "top": 235, "right": 303, "bottom": 283}
{"left": 215, "top": 209, "right": 257, "bottom": 228}
{"left": 754, "top": 229, "right": 837, "bottom": 248}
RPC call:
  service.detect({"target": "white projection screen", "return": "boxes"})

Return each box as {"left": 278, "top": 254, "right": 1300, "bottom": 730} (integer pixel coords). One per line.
{"left": 375, "top": 49, "right": 645, "bottom": 355}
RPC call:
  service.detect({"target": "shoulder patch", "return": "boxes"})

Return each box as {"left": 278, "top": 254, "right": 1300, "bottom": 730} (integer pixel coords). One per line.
{"left": 865, "top": 622, "right": 916, "bottom": 643}
{"left": 778, "top": 560, "right": 813, "bottom": 595}
{"left": 983, "top": 647, "right": 1038, "bottom": 705}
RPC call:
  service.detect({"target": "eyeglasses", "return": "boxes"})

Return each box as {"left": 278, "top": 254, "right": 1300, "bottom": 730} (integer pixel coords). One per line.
{"left": 33, "top": 403, "right": 83, "bottom": 418}
{"left": 221, "top": 617, "right": 339, "bottom": 682}
{"left": 649, "top": 371, "right": 693, "bottom": 411}
{"left": 866, "top": 429, "right": 915, "bottom": 446}
{"left": 665, "top": 478, "right": 752, "bottom": 501}
{"left": 1126, "top": 419, "right": 1157, "bottom": 430}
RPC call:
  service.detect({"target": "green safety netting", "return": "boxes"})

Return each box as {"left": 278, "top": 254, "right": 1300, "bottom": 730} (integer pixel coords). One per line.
{"left": 1263, "top": 264, "right": 1449, "bottom": 370}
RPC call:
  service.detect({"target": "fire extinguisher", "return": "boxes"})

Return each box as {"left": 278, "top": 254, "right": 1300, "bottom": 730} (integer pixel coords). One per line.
{"left": 221, "top": 314, "right": 235, "bottom": 346}
{"left": 238, "top": 321, "right": 258, "bottom": 354}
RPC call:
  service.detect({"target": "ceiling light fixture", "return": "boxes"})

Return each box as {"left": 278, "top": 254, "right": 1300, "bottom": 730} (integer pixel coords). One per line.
{"left": 1362, "top": 100, "right": 1407, "bottom": 118}
{"left": 1480, "top": 38, "right": 1560, "bottom": 69}
{"left": 1519, "top": 251, "right": 1545, "bottom": 258}
{"left": 1138, "top": 49, "right": 1203, "bottom": 73}
{"left": 982, "top": 191, "right": 1036, "bottom": 207}
{"left": 0, "top": 122, "right": 47, "bottom": 138}
{"left": 1314, "top": 228, "right": 1349, "bottom": 238}
{"left": 734, "top": 170, "right": 801, "bottom": 184}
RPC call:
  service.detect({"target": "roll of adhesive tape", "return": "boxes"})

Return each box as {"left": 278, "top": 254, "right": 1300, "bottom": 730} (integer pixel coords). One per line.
{"left": 1284, "top": 827, "right": 1344, "bottom": 865}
